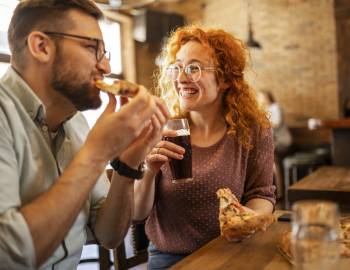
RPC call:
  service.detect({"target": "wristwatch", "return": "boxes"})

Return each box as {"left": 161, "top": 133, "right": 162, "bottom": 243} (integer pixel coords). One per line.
{"left": 110, "top": 158, "right": 145, "bottom": 179}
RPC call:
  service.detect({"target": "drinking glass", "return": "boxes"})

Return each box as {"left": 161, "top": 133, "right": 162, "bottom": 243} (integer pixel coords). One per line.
{"left": 291, "top": 200, "right": 340, "bottom": 270}
{"left": 163, "top": 119, "right": 193, "bottom": 183}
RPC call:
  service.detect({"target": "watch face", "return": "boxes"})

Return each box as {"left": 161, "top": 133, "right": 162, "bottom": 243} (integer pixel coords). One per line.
{"left": 139, "top": 161, "right": 146, "bottom": 172}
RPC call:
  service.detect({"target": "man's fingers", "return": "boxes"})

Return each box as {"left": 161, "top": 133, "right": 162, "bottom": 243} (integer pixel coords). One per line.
{"left": 101, "top": 93, "right": 117, "bottom": 115}
{"left": 120, "top": 89, "right": 155, "bottom": 124}
{"left": 119, "top": 96, "right": 129, "bottom": 106}
{"left": 154, "top": 97, "right": 170, "bottom": 120}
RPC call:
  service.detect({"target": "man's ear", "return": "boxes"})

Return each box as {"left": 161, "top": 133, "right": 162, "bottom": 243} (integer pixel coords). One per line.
{"left": 26, "top": 31, "right": 54, "bottom": 63}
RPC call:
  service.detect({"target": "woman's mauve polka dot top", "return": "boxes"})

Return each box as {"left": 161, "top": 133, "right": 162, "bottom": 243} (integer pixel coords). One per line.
{"left": 145, "top": 126, "right": 276, "bottom": 254}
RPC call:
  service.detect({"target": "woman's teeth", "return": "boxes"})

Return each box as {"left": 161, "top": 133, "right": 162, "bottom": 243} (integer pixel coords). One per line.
{"left": 180, "top": 89, "right": 197, "bottom": 97}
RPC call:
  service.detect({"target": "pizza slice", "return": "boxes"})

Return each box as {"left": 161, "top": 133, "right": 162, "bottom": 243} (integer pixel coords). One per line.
{"left": 216, "top": 188, "right": 276, "bottom": 241}
{"left": 95, "top": 79, "right": 140, "bottom": 97}
{"left": 340, "top": 217, "right": 350, "bottom": 257}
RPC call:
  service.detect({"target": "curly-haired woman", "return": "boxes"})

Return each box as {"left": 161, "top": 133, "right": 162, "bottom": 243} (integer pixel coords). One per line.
{"left": 133, "top": 25, "right": 276, "bottom": 269}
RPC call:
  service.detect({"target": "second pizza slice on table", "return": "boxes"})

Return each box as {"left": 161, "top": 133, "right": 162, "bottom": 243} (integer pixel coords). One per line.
{"left": 216, "top": 188, "right": 276, "bottom": 241}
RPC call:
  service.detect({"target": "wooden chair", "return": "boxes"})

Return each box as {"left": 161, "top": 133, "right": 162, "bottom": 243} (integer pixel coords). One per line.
{"left": 113, "top": 224, "right": 148, "bottom": 270}
{"left": 79, "top": 244, "right": 112, "bottom": 270}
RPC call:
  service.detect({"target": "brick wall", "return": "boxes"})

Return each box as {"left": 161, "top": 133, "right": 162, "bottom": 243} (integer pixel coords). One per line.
{"left": 136, "top": 0, "right": 341, "bottom": 122}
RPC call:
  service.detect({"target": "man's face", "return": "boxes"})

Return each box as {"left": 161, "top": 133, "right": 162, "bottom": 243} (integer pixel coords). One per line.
{"left": 51, "top": 46, "right": 102, "bottom": 111}
{"left": 50, "top": 10, "right": 110, "bottom": 111}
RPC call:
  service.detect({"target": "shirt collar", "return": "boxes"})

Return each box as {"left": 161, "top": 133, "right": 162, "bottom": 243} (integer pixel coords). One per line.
{"left": 1, "top": 66, "right": 47, "bottom": 123}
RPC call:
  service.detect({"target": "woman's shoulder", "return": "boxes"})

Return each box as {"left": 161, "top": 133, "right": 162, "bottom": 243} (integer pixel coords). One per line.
{"left": 250, "top": 124, "right": 273, "bottom": 137}
{"left": 247, "top": 125, "right": 273, "bottom": 150}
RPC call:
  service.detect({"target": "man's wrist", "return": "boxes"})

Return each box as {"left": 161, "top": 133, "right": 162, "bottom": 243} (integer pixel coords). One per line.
{"left": 110, "top": 158, "right": 145, "bottom": 179}
{"left": 78, "top": 146, "right": 108, "bottom": 172}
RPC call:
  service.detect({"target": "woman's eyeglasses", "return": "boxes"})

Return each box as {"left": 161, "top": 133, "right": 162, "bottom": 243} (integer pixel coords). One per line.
{"left": 166, "top": 63, "right": 216, "bottom": 82}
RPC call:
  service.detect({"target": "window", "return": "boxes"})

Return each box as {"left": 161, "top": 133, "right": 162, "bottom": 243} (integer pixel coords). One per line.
{"left": 0, "top": 0, "right": 16, "bottom": 56}
{"left": 84, "top": 19, "right": 123, "bottom": 128}
{"left": 100, "top": 19, "right": 122, "bottom": 76}
{"left": 0, "top": 0, "right": 16, "bottom": 76}
{"left": 0, "top": 1, "right": 125, "bottom": 128}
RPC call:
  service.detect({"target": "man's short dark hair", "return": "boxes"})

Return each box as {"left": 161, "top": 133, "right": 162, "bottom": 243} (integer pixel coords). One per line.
{"left": 8, "top": 0, "right": 103, "bottom": 69}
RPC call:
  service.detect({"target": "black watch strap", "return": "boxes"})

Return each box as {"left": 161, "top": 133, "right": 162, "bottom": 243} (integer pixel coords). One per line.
{"left": 110, "top": 158, "right": 145, "bottom": 179}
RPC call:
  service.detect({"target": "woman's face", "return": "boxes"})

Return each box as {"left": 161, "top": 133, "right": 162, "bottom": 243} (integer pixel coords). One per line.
{"left": 172, "top": 41, "right": 226, "bottom": 113}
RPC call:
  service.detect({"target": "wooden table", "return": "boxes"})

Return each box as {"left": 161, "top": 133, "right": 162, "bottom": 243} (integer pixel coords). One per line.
{"left": 288, "top": 166, "right": 350, "bottom": 211}
{"left": 170, "top": 212, "right": 350, "bottom": 270}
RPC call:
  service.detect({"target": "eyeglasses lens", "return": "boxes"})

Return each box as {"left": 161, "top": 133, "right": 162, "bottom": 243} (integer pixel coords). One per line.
{"left": 167, "top": 64, "right": 201, "bottom": 82}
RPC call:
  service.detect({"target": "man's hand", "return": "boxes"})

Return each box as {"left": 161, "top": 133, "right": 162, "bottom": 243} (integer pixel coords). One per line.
{"left": 84, "top": 87, "right": 158, "bottom": 164}
{"left": 119, "top": 97, "right": 170, "bottom": 168}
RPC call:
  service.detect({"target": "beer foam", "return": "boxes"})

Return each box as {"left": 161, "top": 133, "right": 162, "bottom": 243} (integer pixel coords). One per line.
{"left": 176, "top": 129, "right": 190, "bottom": 136}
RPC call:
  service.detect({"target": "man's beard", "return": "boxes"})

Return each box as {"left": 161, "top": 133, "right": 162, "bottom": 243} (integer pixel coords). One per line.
{"left": 51, "top": 52, "right": 102, "bottom": 111}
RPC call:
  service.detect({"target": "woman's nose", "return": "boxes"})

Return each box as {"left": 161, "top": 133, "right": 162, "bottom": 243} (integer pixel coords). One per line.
{"left": 177, "top": 68, "right": 190, "bottom": 83}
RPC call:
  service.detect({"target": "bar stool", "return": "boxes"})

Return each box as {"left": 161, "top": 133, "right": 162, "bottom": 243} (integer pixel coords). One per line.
{"left": 283, "top": 151, "right": 326, "bottom": 209}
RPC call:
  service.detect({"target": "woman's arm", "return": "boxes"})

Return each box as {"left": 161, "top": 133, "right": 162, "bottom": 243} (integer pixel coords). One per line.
{"left": 245, "top": 198, "right": 274, "bottom": 215}
{"left": 133, "top": 130, "right": 185, "bottom": 221}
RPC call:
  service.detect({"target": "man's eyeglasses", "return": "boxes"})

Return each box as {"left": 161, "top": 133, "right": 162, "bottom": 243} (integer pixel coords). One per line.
{"left": 43, "top": 31, "right": 111, "bottom": 63}
{"left": 166, "top": 63, "right": 216, "bottom": 82}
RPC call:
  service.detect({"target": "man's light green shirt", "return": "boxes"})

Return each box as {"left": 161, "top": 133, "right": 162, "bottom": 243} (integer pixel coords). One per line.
{"left": 0, "top": 67, "right": 109, "bottom": 269}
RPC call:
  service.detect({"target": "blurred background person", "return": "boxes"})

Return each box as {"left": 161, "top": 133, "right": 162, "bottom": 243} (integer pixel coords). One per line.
{"left": 257, "top": 90, "right": 292, "bottom": 199}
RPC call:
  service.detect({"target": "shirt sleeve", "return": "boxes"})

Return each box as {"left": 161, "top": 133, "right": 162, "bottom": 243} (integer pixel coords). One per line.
{"left": 0, "top": 109, "right": 36, "bottom": 269}
{"left": 69, "top": 111, "right": 111, "bottom": 244}
{"left": 241, "top": 127, "right": 276, "bottom": 206}
{"left": 86, "top": 167, "right": 110, "bottom": 243}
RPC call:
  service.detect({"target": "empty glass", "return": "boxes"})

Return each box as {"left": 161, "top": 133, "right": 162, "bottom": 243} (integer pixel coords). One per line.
{"left": 291, "top": 200, "right": 340, "bottom": 270}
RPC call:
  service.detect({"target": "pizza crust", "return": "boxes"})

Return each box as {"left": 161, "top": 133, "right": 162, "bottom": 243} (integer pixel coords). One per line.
{"left": 217, "top": 188, "right": 276, "bottom": 242}
{"left": 95, "top": 79, "right": 139, "bottom": 97}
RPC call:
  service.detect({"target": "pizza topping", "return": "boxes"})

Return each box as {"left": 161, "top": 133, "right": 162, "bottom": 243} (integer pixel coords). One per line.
{"left": 95, "top": 79, "right": 140, "bottom": 97}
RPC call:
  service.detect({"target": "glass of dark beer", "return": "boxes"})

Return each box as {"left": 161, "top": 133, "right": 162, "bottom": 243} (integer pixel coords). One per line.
{"left": 164, "top": 119, "right": 193, "bottom": 183}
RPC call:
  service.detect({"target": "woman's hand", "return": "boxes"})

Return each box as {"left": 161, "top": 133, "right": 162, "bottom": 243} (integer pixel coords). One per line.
{"left": 145, "top": 129, "right": 185, "bottom": 174}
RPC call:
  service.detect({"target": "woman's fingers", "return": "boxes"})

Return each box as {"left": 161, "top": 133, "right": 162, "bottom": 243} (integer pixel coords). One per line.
{"left": 156, "top": 140, "right": 185, "bottom": 155}
{"left": 151, "top": 146, "right": 183, "bottom": 160}
{"left": 146, "top": 153, "right": 168, "bottom": 163}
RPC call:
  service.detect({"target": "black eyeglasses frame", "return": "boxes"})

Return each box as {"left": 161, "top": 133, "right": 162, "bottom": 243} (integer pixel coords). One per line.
{"left": 43, "top": 31, "right": 110, "bottom": 62}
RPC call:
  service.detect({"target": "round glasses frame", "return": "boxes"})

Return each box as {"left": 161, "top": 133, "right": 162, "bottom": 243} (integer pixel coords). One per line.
{"left": 166, "top": 63, "right": 216, "bottom": 82}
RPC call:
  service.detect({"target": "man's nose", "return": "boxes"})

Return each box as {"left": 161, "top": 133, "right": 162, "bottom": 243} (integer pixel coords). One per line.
{"left": 97, "top": 57, "right": 111, "bottom": 75}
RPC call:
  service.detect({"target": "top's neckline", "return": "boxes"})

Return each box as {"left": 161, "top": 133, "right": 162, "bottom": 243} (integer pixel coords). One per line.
{"left": 192, "top": 132, "right": 228, "bottom": 150}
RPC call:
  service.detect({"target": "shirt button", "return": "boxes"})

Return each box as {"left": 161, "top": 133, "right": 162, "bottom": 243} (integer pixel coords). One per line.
{"left": 42, "top": 126, "right": 48, "bottom": 132}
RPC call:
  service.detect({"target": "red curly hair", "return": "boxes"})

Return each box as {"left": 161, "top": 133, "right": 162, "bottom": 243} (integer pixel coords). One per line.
{"left": 154, "top": 25, "right": 270, "bottom": 149}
